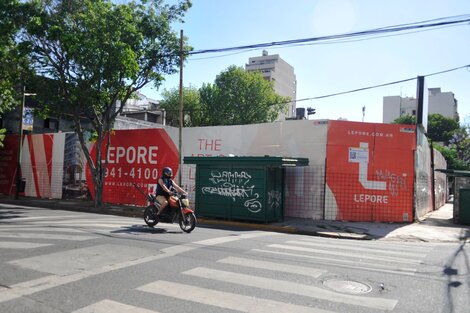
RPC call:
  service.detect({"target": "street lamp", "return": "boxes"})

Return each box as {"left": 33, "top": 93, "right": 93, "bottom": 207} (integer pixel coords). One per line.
{"left": 15, "top": 87, "right": 36, "bottom": 199}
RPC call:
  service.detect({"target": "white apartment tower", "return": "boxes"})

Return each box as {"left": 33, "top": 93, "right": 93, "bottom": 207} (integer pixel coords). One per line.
{"left": 245, "top": 50, "right": 297, "bottom": 120}
{"left": 383, "top": 88, "right": 459, "bottom": 123}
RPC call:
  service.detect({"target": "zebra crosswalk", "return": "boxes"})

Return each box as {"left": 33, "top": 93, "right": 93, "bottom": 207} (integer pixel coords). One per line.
{"left": 0, "top": 208, "right": 438, "bottom": 312}
{"left": 70, "top": 237, "right": 435, "bottom": 312}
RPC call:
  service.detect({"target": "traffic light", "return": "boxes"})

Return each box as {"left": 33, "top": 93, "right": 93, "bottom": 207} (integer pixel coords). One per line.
{"left": 307, "top": 107, "right": 316, "bottom": 115}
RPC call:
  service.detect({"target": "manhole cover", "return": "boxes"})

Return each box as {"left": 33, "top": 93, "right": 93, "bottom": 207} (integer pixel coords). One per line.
{"left": 323, "top": 279, "right": 372, "bottom": 294}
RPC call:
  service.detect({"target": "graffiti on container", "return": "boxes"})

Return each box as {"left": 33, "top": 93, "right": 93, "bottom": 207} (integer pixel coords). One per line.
{"left": 375, "top": 170, "right": 407, "bottom": 196}
{"left": 268, "top": 190, "right": 281, "bottom": 209}
{"left": 202, "top": 170, "right": 262, "bottom": 213}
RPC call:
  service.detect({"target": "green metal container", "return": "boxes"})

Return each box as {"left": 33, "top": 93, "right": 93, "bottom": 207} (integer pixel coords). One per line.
{"left": 459, "top": 189, "right": 470, "bottom": 225}
{"left": 184, "top": 156, "right": 308, "bottom": 223}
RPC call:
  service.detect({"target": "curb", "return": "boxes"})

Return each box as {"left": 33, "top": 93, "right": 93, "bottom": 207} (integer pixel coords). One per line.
{"left": 196, "top": 217, "right": 374, "bottom": 240}
{"left": 0, "top": 197, "right": 375, "bottom": 240}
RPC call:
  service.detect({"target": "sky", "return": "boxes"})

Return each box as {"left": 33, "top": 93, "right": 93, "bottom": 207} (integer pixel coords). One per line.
{"left": 141, "top": 0, "right": 470, "bottom": 124}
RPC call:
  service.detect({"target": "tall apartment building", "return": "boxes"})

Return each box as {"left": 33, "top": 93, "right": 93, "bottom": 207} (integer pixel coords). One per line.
{"left": 245, "top": 50, "right": 297, "bottom": 120}
{"left": 383, "top": 88, "right": 459, "bottom": 123}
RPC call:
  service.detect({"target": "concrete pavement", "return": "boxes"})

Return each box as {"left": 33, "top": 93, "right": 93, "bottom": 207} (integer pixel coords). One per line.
{"left": 1, "top": 196, "right": 469, "bottom": 242}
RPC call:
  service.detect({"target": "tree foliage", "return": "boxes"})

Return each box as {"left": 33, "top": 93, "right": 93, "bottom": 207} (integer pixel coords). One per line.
{"left": 199, "top": 66, "right": 289, "bottom": 126}
{"left": 447, "top": 125, "right": 470, "bottom": 169}
{"left": 21, "top": 0, "right": 191, "bottom": 206}
{"left": 427, "top": 114, "right": 459, "bottom": 143}
{"left": 391, "top": 114, "right": 415, "bottom": 125}
{"left": 159, "top": 66, "right": 290, "bottom": 127}
{"left": 393, "top": 114, "right": 469, "bottom": 170}
{"left": 0, "top": 0, "right": 33, "bottom": 116}
{"left": 159, "top": 86, "right": 204, "bottom": 127}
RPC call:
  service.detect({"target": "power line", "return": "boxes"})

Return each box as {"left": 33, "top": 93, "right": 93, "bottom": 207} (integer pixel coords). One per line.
{"left": 188, "top": 15, "right": 470, "bottom": 56}
{"left": 160, "top": 64, "right": 470, "bottom": 111}
{"left": 295, "top": 64, "right": 470, "bottom": 103}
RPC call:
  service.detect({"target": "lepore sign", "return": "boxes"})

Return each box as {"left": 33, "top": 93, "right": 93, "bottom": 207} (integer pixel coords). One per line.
{"left": 326, "top": 120, "right": 416, "bottom": 222}
{"left": 106, "top": 146, "right": 159, "bottom": 164}
{"left": 86, "top": 129, "right": 179, "bottom": 205}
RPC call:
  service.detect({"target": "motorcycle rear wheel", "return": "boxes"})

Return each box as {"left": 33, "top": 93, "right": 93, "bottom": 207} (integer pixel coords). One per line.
{"left": 179, "top": 212, "right": 196, "bottom": 233}
{"left": 144, "top": 206, "right": 158, "bottom": 227}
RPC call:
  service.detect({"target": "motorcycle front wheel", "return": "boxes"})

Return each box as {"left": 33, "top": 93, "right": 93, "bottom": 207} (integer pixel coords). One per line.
{"left": 144, "top": 206, "right": 158, "bottom": 227}
{"left": 179, "top": 212, "right": 196, "bottom": 233}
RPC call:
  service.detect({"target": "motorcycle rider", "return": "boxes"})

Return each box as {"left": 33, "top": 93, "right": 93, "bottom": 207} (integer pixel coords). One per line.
{"left": 155, "top": 167, "right": 187, "bottom": 217}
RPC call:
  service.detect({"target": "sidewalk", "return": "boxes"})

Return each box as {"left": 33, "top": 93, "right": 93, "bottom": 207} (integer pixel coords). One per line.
{"left": 1, "top": 196, "right": 469, "bottom": 242}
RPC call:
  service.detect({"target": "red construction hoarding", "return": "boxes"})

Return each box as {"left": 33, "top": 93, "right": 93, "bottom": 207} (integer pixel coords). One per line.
{"left": 85, "top": 129, "right": 179, "bottom": 206}
{"left": 326, "top": 120, "right": 416, "bottom": 222}
{"left": 0, "top": 133, "right": 64, "bottom": 198}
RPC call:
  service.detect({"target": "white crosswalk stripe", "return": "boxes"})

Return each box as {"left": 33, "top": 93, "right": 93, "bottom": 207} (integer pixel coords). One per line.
{"left": 0, "top": 241, "right": 52, "bottom": 249}
{"left": 287, "top": 240, "right": 429, "bottom": 258}
{"left": 217, "top": 256, "right": 327, "bottom": 278}
{"left": 72, "top": 300, "right": 160, "bottom": 313}
{"left": 297, "top": 236, "right": 436, "bottom": 253}
{"left": 0, "top": 232, "right": 97, "bottom": 241}
{"left": 138, "top": 280, "right": 337, "bottom": 313}
{"left": 251, "top": 248, "right": 419, "bottom": 275}
{"left": 182, "top": 267, "right": 397, "bottom": 311}
{"left": 267, "top": 243, "right": 422, "bottom": 264}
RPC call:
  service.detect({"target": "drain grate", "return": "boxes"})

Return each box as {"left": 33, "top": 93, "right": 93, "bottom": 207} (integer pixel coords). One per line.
{"left": 323, "top": 279, "right": 372, "bottom": 294}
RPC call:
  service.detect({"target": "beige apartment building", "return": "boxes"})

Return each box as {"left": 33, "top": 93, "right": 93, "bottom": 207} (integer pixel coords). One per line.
{"left": 245, "top": 50, "right": 297, "bottom": 120}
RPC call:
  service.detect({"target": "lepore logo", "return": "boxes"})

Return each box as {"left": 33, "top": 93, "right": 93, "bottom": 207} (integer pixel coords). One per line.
{"left": 326, "top": 120, "right": 416, "bottom": 222}
{"left": 86, "top": 129, "right": 179, "bottom": 205}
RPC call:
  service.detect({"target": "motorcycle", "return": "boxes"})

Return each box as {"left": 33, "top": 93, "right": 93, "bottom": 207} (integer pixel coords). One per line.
{"left": 133, "top": 184, "right": 197, "bottom": 233}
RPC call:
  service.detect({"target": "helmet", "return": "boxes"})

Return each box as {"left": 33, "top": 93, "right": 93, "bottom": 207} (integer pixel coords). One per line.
{"left": 162, "top": 167, "right": 173, "bottom": 178}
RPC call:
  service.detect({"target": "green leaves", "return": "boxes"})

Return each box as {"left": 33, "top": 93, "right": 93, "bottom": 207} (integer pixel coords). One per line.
{"left": 393, "top": 114, "right": 469, "bottom": 169}
{"left": 427, "top": 113, "right": 460, "bottom": 143}
{"left": 160, "top": 66, "right": 290, "bottom": 127}
{"left": 200, "top": 66, "right": 289, "bottom": 126}
{"left": 13, "top": 0, "right": 191, "bottom": 206}
{"left": 0, "top": 0, "right": 33, "bottom": 116}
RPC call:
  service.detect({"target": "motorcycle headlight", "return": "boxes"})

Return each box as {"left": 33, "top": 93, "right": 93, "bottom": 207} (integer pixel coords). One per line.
{"left": 181, "top": 198, "right": 189, "bottom": 207}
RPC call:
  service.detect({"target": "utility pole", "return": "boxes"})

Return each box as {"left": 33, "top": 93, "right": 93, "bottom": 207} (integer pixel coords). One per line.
{"left": 15, "top": 87, "right": 36, "bottom": 199}
{"left": 178, "top": 29, "right": 184, "bottom": 185}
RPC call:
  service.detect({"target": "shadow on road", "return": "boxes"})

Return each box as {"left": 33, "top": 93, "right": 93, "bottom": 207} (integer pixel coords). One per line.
{"left": 443, "top": 230, "right": 469, "bottom": 313}
{"left": 0, "top": 208, "right": 27, "bottom": 220}
{"left": 110, "top": 224, "right": 184, "bottom": 234}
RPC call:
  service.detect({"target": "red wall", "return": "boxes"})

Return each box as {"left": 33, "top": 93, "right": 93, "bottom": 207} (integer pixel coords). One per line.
{"left": 326, "top": 121, "right": 416, "bottom": 222}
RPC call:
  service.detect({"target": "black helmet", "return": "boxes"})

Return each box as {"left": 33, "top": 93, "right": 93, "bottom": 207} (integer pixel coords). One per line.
{"left": 162, "top": 167, "right": 173, "bottom": 178}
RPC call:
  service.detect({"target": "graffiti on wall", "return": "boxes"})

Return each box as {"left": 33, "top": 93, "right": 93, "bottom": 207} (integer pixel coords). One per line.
{"left": 375, "top": 170, "right": 407, "bottom": 197}
{"left": 268, "top": 190, "right": 281, "bottom": 210}
{"left": 201, "top": 170, "right": 262, "bottom": 213}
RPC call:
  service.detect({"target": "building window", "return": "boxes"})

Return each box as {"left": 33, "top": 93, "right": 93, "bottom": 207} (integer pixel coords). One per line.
{"left": 412, "top": 110, "right": 416, "bottom": 116}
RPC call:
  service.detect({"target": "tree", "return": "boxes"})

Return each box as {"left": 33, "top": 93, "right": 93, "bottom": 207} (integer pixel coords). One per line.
{"left": 0, "top": 0, "right": 33, "bottom": 146}
{"left": 391, "top": 114, "right": 415, "bottom": 125}
{"left": 427, "top": 114, "right": 459, "bottom": 143}
{"left": 23, "top": 0, "right": 191, "bottom": 207}
{"left": 393, "top": 114, "right": 460, "bottom": 143}
{"left": 448, "top": 125, "right": 470, "bottom": 169}
{"left": 433, "top": 144, "right": 469, "bottom": 170}
{"left": 198, "top": 66, "right": 290, "bottom": 126}
{"left": 392, "top": 114, "right": 467, "bottom": 170}
{"left": 159, "top": 86, "right": 205, "bottom": 127}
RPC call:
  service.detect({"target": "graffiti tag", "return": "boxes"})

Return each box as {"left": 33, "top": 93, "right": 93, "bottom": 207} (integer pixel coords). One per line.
{"left": 375, "top": 170, "right": 407, "bottom": 197}
{"left": 202, "top": 171, "right": 262, "bottom": 213}
{"left": 268, "top": 190, "right": 281, "bottom": 210}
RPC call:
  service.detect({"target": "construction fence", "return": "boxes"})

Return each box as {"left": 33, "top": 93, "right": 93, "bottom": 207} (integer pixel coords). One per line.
{"left": 0, "top": 119, "right": 446, "bottom": 222}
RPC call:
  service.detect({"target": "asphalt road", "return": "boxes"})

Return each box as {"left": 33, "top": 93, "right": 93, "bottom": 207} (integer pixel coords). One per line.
{"left": 1, "top": 203, "right": 469, "bottom": 313}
